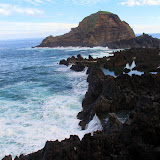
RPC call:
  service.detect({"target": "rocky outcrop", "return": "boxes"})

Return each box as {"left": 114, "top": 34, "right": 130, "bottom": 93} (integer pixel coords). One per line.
{"left": 107, "top": 33, "right": 160, "bottom": 49}
{"left": 60, "top": 48, "right": 160, "bottom": 75}
{"left": 103, "top": 47, "right": 160, "bottom": 74}
{"left": 37, "top": 11, "right": 135, "bottom": 48}
{"left": 4, "top": 96, "right": 160, "bottom": 160}
{"left": 4, "top": 48, "right": 160, "bottom": 160}
{"left": 70, "top": 63, "right": 85, "bottom": 72}
{"left": 78, "top": 67, "right": 160, "bottom": 129}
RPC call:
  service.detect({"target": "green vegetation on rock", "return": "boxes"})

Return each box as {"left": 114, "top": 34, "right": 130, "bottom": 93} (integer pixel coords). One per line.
{"left": 96, "top": 11, "right": 113, "bottom": 15}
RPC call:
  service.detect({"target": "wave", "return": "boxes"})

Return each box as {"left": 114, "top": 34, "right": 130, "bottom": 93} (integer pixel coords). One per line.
{"left": 33, "top": 46, "right": 110, "bottom": 51}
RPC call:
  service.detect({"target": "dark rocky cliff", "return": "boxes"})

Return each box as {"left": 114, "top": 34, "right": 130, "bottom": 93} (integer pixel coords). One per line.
{"left": 37, "top": 11, "right": 135, "bottom": 47}
{"left": 107, "top": 33, "right": 160, "bottom": 49}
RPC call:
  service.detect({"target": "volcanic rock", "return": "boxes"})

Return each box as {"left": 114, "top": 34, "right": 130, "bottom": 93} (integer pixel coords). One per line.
{"left": 70, "top": 63, "right": 85, "bottom": 72}
{"left": 103, "top": 113, "right": 123, "bottom": 134}
{"left": 37, "top": 11, "right": 135, "bottom": 48}
{"left": 2, "top": 155, "right": 12, "bottom": 160}
{"left": 6, "top": 96, "right": 160, "bottom": 160}
{"left": 78, "top": 65, "right": 160, "bottom": 129}
{"left": 107, "top": 33, "right": 160, "bottom": 49}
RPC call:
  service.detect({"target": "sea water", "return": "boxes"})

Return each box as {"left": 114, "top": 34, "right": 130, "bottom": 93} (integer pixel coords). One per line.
{"left": 0, "top": 34, "right": 159, "bottom": 158}
{"left": 0, "top": 39, "right": 115, "bottom": 158}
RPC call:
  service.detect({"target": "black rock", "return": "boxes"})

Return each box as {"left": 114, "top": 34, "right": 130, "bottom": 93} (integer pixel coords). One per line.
{"left": 70, "top": 63, "right": 85, "bottom": 72}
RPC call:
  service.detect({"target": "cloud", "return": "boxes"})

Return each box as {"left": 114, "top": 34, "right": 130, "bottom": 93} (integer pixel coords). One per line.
{"left": 120, "top": 0, "right": 160, "bottom": 6}
{"left": 0, "top": 3, "right": 44, "bottom": 16}
{"left": 0, "top": 21, "right": 78, "bottom": 39}
{"left": 64, "top": 0, "right": 109, "bottom": 5}
{"left": 23, "top": 0, "right": 55, "bottom": 5}
{"left": 132, "top": 24, "right": 160, "bottom": 33}
{"left": 71, "top": 0, "right": 103, "bottom": 5}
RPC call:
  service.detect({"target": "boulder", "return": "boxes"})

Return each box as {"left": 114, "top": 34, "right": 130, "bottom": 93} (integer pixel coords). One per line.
{"left": 70, "top": 63, "right": 85, "bottom": 72}
{"left": 2, "top": 155, "right": 12, "bottom": 160}
{"left": 59, "top": 59, "right": 69, "bottom": 66}
{"left": 103, "top": 113, "right": 122, "bottom": 134}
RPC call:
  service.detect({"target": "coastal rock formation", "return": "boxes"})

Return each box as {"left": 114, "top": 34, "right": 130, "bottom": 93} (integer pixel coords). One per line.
{"left": 37, "top": 11, "right": 135, "bottom": 47}
{"left": 78, "top": 67, "right": 160, "bottom": 129}
{"left": 4, "top": 94, "right": 160, "bottom": 160}
{"left": 60, "top": 48, "right": 160, "bottom": 75}
{"left": 103, "top": 47, "right": 160, "bottom": 73}
{"left": 107, "top": 33, "right": 160, "bottom": 49}
{"left": 4, "top": 48, "right": 160, "bottom": 160}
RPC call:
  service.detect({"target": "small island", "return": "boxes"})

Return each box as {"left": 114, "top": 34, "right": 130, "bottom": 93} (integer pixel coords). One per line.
{"left": 36, "top": 11, "right": 160, "bottom": 48}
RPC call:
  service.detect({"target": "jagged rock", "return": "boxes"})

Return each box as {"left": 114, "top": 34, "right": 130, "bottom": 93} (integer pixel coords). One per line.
{"left": 67, "top": 56, "right": 77, "bottom": 63}
{"left": 120, "top": 97, "right": 160, "bottom": 160}
{"left": 70, "top": 63, "right": 85, "bottom": 72}
{"left": 153, "top": 146, "right": 160, "bottom": 160}
{"left": 59, "top": 48, "right": 160, "bottom": 76}
{"left": 77, "top": 54, "right": 83, "bottom": 61}
{"left": 36, "top": 11, "right": 135, "bottom": 48}
{"left": 59, "top": 59, "right": 69, "bottom": 66}
{"left": 107, "top": 33, "right": 160, "bottom": 49}
{"left": 104, "top": 48, "right": 160, "bottom": 74}
{"left": 88, "top": 55, "right": 94, "bottom": 61}
{"left": 78, "top": 68, "right": 160, "bottom": 130}
{"left": 124, "top": 68, "right": 130, "bottom": 73}
{"left": 95, "top": 95, "right": 112, "bottom": 114}
{"left": 103, "top": 113, "right": 122, "bottom": 134}
{"left": 83, "top": 67, "right": 105, "bottom": 105}
{"left": 2, "top": 155, "right": 12, "bottom": 160}
{"left": 7, "top": 96, "right": 160, "bottom": 160}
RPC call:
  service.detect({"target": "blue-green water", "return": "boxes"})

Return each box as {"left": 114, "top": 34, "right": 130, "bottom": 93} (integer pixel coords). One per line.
{"left": 0, "top": 39, "right": 114, "bottom": 158}
{"left": 0, "top": 33, "right": 159, "bottom": 158}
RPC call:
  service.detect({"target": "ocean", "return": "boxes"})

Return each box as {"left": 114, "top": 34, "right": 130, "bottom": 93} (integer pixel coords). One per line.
{"left": 0, "top": 33, "right": 159, "bottom": 159}
{"left": 0, "top": 38, "right": 114, "bottom": 158}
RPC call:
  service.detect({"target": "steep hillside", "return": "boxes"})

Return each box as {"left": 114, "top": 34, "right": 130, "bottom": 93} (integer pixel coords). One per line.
{"left": 37, "top": 11, "right": 135, "bottom": 47}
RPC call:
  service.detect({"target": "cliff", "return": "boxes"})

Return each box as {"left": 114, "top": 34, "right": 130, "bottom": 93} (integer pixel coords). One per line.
{"left": 107, "top": 33, "right": 160, "bottom": 49}
{"left": 4, "top": 72, "right": 160, "bottom": 160}
{"left": 37, "top": 11, "right": 135, "bottom": 47}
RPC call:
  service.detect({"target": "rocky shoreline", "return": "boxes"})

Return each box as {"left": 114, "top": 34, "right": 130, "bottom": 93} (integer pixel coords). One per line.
{"left": 60, "top": 47, "right": 160, "bottom": 74}
{"left": 3, "top": 48, "right": 160, "bottom": 160}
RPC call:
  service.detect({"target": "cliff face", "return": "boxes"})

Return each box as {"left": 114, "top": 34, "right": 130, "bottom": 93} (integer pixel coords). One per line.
{"left": 107, "top": 33, "right": 160, "bottom": 49}
{"left": 37, "top": 11, "right": 135, "bottom": 47}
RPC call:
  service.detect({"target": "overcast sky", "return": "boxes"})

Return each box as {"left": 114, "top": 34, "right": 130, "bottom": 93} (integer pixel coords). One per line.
{"left": 0, "top": 0, "right": 159, "bottom": 40}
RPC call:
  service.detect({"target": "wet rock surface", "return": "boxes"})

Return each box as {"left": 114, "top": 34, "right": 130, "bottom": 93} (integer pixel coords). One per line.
{"left": 4, "top": 48, "right": 160, "bottom": 160}
{"left": 106, "top": 33, "right": 160, "bottom": 49}
{"left": 4, "top": 95, "right": 160, "bottom": 160}
{"left": 59, "top": 48, "right": 160, "bottom": 75}
{"left": 78, "top": 67, "right": 160, "bottom": 129}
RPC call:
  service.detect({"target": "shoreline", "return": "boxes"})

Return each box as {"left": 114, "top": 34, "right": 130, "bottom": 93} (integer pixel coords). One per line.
{"left": 3, "top": 47, "right": 160, "bottom": 160}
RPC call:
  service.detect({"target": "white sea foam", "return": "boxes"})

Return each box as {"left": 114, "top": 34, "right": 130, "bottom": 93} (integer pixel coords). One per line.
{"left": 125, "top": 61, "right": 136, "bottom": 70}
{"left": 34, "top": 46, "right": 110, "bottom": 51}
{"left": 102, "top": 68, "right": 117, "bottom": 77}
{"left": 78, "top": 114, "right": 103, "bottom": 140}
{"left": 128, "top": 70, "right": 144, "bottom": 76}
{"left": 0, "top": 43, "right": 117, "bottom": 159}
{"left": 124, "top": 61, "right": 144, "bottom": 76}
{"left": 0, "top": 64, "right": 89, "bottom": 158}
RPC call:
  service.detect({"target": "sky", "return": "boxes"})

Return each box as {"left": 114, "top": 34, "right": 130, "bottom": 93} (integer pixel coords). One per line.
{"left": 0, "top": 0, "right": 159, "bottom": 40}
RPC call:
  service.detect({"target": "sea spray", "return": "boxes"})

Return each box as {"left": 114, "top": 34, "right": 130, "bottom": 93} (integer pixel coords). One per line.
{"left": 78, "top": 114, "right": 103, "bottom": 140}
{"left": 0, "top": 39, "right": 119, "bottom": 159}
